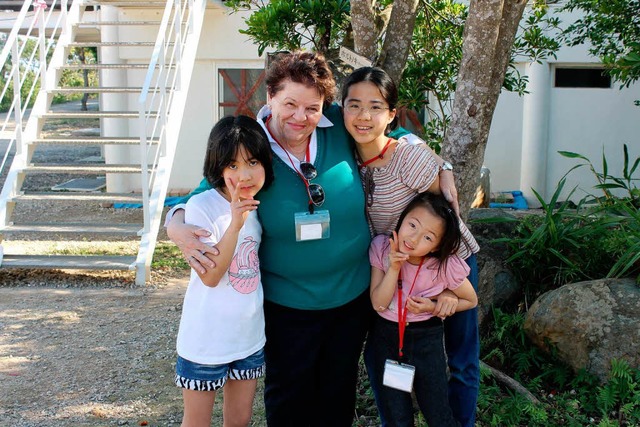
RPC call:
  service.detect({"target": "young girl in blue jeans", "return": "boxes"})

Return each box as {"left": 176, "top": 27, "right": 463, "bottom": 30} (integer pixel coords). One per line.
{"left": 368, "top": 192, "right": 478, "bottom": 427}
{"left": 174, "top": 115, "right": 274, "bottom": 427}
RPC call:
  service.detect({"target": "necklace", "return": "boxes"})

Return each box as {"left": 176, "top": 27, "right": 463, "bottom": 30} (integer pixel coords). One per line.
{"left": 359, "top": 138, "right": 393, "bottom": 169}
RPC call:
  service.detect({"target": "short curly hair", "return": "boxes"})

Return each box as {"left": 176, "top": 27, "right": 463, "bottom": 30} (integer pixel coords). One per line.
{"left": 265, "top": 50, "right": 336, "bottom": 107}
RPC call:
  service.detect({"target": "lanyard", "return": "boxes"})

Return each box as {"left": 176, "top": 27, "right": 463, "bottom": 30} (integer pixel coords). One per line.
{"left": 359, "top": 138, "right": 393, "bottom": 169}
{"left": 397, "top": 257, "right": 424, "bottom": 358}
{"left": 265, "top": 116, "right": 315, "bottom": 210}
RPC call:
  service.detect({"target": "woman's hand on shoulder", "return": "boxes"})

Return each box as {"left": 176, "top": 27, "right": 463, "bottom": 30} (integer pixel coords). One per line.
{"left": 439, "top": 170, "right": 460, "bottom": 216}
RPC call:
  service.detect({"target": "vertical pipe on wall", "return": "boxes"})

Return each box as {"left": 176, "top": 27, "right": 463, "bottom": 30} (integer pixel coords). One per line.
{"left": 520, "top": 61, "right": 551, "bottom": 208}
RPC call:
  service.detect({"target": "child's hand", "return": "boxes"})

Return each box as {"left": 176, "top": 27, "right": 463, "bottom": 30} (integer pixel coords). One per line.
{"left": 406, "top": 296, "right": 436, "bottom": 314}
{"left": 229, "top": 182, "right": 260, "bottom": 231}
{"left": 388, "top": 231, "right": 409, "bottom": 271}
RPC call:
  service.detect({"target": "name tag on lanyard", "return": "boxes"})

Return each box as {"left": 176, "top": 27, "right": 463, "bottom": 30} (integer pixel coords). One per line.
{"left": 294, "top": 210, "right": 330, "bottom": 241}
{"left": 383, "top": 359, "right": 415, "bottom": 392}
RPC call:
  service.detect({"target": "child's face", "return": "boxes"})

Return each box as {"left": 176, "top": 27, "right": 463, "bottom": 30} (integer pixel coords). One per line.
{"left": 221, "top": 144, "right": 266, "bottom": 201}
{"left": 397, "top": 205, "right": 445, "bottom": 263}
{"left": 342, "top": 81, "right": 396, "bottom": 147}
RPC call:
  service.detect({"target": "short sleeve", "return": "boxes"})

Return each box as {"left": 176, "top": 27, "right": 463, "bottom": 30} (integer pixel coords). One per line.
{"left": 369, "top": 234, "right": 390, "bottom": 272}
{"left": 441, "top": 255, "right": 471, "bottom": 290}
{"left": 184, "top": 194, "right": 222, "bottom": 247}
{"left": 397, "top": 141, "right": 439, "bottom": 193}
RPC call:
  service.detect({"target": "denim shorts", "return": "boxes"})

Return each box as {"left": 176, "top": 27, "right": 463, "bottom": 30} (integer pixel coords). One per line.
{"left": 174, "top": 347, "right": 265, "bottom": 391}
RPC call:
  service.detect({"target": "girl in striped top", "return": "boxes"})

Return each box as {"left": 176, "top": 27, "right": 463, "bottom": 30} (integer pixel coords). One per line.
{"left": 342, "top": 66, "right": 481, "bottom": 427}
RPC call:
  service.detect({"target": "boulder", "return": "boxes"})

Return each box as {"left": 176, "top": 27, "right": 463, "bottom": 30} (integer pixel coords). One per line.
{"left": 468, "top": 209, "right": 523, "bottom": 328}
{"left": 524, "top": 278, "right": 640, "bottom": 381}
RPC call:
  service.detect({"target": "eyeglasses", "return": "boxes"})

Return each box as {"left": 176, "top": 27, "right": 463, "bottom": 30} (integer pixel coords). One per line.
{"left": 344, "top": 104, "right": 390, "bottom": 117}
{"left": 300, "top": 162, "right": 325, "bottom": 209}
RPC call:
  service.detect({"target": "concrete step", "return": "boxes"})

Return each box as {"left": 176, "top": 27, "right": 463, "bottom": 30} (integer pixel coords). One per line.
{"left": 1, "top": 222, "right": 142, "bottom": 235}
{"left": 50, "top": 87, "right": 162, "bottom": 93}
{"left": 67, "top": 42, "right": 161, "bottom": 47}
{"left": 42, "top": 111, "right": 159, "bottom": 119}
{"left": 0, "top": 254, "right": 136, "bottom": 270}
{"left": 76, "top": 21, "right": 162, "bottom": 26}
{"left": 32, "top": 137, "right": 158, "bottom": 145}
{"left": 11, "top": 192, "right": 144, "bottom": 204}
{"left": 82, "top": 0, "right": 168, "bottom": 6}
{"left": 61, "top": 63, "right": 175, "bottom": 70}
{"left": 24, "top": 164, "right": 146, "bottom": 174}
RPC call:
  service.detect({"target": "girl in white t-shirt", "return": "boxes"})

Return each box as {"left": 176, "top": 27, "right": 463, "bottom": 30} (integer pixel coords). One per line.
{"left": 368, "top": 192, "right": 478, "bottom": 427}
{"left": 174, "top": 115, "right": 274, "bottom": 427}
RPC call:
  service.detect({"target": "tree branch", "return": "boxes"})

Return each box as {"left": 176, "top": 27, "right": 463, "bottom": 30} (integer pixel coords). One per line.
{"left": 379, "top": 0, "right": 419, "bottom": 83}
{"left": 480, "top": 361, "right": 541, "bottom": 405}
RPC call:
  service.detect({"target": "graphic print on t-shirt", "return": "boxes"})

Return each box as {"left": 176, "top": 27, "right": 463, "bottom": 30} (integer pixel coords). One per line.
{"left": 228, "top": 236, "right": 260, "bottom": 294}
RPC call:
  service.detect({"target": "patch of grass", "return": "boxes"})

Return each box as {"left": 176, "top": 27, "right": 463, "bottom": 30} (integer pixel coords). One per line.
{"left": 152, "top": 241, "right": 189, "bottom": 271}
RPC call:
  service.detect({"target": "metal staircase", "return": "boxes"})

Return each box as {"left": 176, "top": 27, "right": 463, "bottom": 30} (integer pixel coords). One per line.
{"left": 0, "top": 0, "right": 207, "bottom": 284}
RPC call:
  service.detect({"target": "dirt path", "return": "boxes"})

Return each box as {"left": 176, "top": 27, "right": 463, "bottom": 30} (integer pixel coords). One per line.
{"left": 0, "top": 278, "right": 186, "bottom": 427}
{"left": 0, "top": 275, "right": 268, "bottom": 427}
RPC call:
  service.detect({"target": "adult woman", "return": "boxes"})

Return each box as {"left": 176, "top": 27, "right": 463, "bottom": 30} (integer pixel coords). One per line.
{"left": 168, "top": 51, "right": 370, "bottom": 426}
{"left": 167, "top": 52, "right": 463, "bottom": 426}
{"left": 341, "top": 66, "right": 481, "bottom": 427}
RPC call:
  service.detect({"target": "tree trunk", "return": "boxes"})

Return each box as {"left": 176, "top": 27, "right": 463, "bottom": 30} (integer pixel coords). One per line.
{"left": 350, "top": 0, "right": 378, "bottom": 60}
{"left": 378, "top": 0, "right": 419, "bottom": 84}
{"left": 78, "top": 47, "right": 89, "bottom": 111}
{"left": 441, "top": 0, "right": 527, "bottom": 221}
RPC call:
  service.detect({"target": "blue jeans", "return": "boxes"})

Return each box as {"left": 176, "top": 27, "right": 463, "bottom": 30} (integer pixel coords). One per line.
{"left": 446, "top": 254, "right": 480, "bottom": 427}
{"left": 366, "top": 316, "right": 459, "bottom": 427}
{"left": 365, "top": 254, "right": 479, "bottom": 427}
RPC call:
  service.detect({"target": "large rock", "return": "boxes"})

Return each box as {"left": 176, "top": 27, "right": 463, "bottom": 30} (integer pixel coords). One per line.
{"left": 468, "top": 209, "right": 523, "bottom": 328}
{"left": 524, "top": 278, "right": 640, "bottom": 381}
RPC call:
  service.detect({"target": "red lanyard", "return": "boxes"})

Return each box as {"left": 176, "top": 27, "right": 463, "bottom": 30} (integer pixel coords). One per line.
{"left": 265, "top": 115, "right": 315, "bottom": 209}
{"left": 397, "top": 257, "right": 424, "bottom": 358}
{"left": 359, "top": 138, "right": 393, "bottom": 169}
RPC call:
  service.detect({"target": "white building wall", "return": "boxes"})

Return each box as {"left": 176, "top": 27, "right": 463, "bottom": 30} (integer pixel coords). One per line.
{"left": 484, "top": 8, "right": 640, "bottom": 206}
{"left": 103, "top": 5, "right": 264, "bottom": 192}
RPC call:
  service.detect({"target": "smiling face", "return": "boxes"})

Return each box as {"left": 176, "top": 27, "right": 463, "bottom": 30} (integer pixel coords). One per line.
{"left": 267, "top": 79, "right": 324, "bottom": 148}
{"left": 220, "top": 144, "right": 266, "bottom": 201}
{"left": 396, "top": 205, "right": 445, "bottom": 264}
{"left": 343, "top": 81, "right": 396, "bottom": 148}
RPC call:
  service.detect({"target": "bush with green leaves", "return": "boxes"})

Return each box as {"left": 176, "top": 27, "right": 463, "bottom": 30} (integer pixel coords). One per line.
{"left": 490, "top": 145, "right": 640, "bottom": 300}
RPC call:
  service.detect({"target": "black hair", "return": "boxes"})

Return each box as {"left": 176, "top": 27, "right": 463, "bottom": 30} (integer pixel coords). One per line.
{"left": 395, "top": 192, "right": 461, "bottom": 272}
{"left": 341, "top": 66, "right": 399, "bottom": 132}
{"left": 203, "top": 115, "right": 274, "bottom": 190}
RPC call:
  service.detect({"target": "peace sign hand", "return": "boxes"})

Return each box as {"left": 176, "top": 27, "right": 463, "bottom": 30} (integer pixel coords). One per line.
{"left": 229, "top": 182, "right": 260, "bottom": 231}
{"left": 388, "top": 230, "right": 409, "bottom": 272}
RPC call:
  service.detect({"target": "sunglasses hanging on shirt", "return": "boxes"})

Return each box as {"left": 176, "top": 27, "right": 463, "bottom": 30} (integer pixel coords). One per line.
{"left": 265, "top": 115, "right": 330, "bottom": 241}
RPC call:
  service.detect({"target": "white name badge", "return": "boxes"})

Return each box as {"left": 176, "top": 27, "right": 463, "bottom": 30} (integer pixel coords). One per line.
{"left": 294, "top": 210, "right": 330, "bottom": 241}
{"left": 383, "top": 359, "right": 415, "bottom": 393}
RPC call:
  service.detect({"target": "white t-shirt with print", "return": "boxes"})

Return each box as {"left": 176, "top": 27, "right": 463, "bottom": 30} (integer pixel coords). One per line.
{"left": 176, "top": 188, "right": 265, "bottom": 365}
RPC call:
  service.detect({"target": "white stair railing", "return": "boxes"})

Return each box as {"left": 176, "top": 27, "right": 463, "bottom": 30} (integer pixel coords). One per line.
{"left": 135, "top": 0, "right": 207, "bottom": 284}
{"left": 0, "top": 0, "right": 208, "bottom": 285}
{"left": 0, "top": 0, "right": 68, "bottom": 177}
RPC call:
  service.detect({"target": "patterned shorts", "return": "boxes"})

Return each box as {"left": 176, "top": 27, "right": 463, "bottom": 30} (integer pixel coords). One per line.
{"left": 174, "top": 347, "right": 265, "bottom": 391}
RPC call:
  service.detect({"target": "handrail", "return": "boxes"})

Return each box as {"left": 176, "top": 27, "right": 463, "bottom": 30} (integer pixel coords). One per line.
{"left": 138, "top": 0, "right": 195, "bottom": 234}
{"left": 0, "top": 0, "right": 67, "bottom": 175}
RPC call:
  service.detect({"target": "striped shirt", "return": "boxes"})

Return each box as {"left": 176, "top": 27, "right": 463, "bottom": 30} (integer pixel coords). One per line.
{"left": 361, "top": 137, "right": 480, "bottom": 260}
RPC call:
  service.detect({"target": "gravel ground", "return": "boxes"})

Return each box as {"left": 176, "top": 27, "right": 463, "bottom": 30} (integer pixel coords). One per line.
{"left": 0, "top": 101, "right": 267, "bottom": 426}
